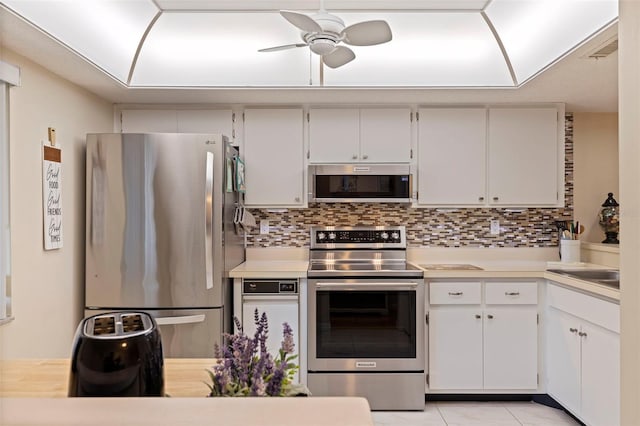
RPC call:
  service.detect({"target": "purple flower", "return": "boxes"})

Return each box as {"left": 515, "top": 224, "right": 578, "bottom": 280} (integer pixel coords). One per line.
{"left": 206, "top": 310, "right": 298, "bottom": 397}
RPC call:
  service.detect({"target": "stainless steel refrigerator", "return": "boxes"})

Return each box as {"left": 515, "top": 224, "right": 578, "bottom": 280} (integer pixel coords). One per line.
{"left": 85, "top": 133, "right": 244, "bottom": 357}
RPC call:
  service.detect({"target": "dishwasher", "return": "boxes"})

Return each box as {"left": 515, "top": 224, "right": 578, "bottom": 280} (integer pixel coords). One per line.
{"left": 240, "top": 279, "right": 300, "bottom": 380}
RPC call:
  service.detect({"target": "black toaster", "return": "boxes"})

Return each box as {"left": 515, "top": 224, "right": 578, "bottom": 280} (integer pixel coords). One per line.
{"left": 68, "top": 311, "right": 164, "bottom": 397}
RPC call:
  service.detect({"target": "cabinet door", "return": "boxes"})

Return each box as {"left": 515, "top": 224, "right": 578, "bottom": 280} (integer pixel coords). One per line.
{"left": 546, "top": 307, "right": 581, "bottom": 416}
{"left": 308, "top": 108, "right": 359, "bottom": 163}
{"left": 121, "top": 109, "right": 178, "bottom": 132}
{"left": 581, "top": 322, "right": 620, "bottom": 426}
{"left": 483, "top": 308, "right": 538, "bottom": 389}
{"left": 429, "top": 308, "right": 483, "bottom": 389}
{"left": 176, "top": 110, "right": 232, "bottom": 136}
{"left": 488, "top": 108, "right": 560, "bottom": 205}
{"left": 243, "top": 109, "right": 304, "bottom": 207}
{"left": 417, "top": 108, "right": 486, "bottom": 205}
{"left": 359, "top": 108, "right": 411, "bottom": 163}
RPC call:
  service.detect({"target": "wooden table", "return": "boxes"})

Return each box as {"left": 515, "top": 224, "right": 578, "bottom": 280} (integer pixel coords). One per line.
{"left": 0, "top": 358, "right": 216, "bottom": 398}
{"left": 0, "top": 359, "right": 374, "bottom": 425}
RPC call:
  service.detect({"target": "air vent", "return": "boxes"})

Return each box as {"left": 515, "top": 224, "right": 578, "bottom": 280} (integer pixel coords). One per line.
{"left": 583, "top": 37, "right": 618, "bottom": 59}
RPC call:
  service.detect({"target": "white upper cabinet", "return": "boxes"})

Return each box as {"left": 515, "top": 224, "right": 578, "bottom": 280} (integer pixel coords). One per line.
{"left": 308, "top": 108, "right": 411, "bottom": 163}
{"left": 417, "top": 105, "right": 563, "bottom": 207}
{"left": 359, "top": 108, "right": 412, "bottom": 163}
{"left": 308, "top": 108, "right": 359, "bottom": 163}
{"left": 417, "top": 108, "right": 487, "bottom": 205}
{"left": 488, "top": 107, "right": 560, "bottom": 206}
{"left": 243, "top": 108, "right": 305, "bottom": 207}
{"left": 120, "top": 109, "right": 233, "bottom": 136}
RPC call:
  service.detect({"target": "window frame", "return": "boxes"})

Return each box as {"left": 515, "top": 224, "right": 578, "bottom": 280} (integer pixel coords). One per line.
{"left": 0, "top": 60, "right": 20, "bottom": 324}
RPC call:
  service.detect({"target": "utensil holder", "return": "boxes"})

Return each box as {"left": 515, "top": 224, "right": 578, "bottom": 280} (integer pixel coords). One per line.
{"left": 560, "top": 239, "right": 581, "bottom": 263}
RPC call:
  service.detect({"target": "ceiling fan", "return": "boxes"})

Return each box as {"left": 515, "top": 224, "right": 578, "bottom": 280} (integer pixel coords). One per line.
{"left": 258, "top": 6, "right": 392, "bottom": 69}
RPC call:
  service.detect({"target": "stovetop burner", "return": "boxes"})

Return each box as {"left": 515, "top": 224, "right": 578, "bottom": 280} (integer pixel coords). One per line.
{"left": 308, "top": 226, "right": 423, "bottom": 278}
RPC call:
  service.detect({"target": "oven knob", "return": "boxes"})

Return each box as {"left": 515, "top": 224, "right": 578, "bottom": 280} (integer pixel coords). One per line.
{"left": 318, "top": 232, "right": 326, "bottom": 240}
{"left": 380, "top": 232, "right": 389, "bottom": 240}
{"left": 328, "top": 232, "right": 336, "bottom": 240}
{"left": 391, "top": 232, "right": 400, "bottom": 240}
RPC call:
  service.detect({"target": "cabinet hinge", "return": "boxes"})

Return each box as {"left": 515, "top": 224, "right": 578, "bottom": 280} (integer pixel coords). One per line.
{"left": 410, "top": 148, "right": 414, "bottom": 159}
{"left": 232, "top": 112, "right": 236, "bottom": 123}
{"left": 425, "top": 313, "right": 429, "bottom": 324}
{"left": 242, "top": 112, "right": 245, "bottom": 122}
{"left": 307, "top": 150, "right": 310, "bottom": 159}
{"left": 307, "top": 112, "right": 310, "bottom": 122}
{"left": 416, "top": 111, "right": 419, "bottom": 121}
{"left": 410, "top": 112, "right": 413, "bottom": 122}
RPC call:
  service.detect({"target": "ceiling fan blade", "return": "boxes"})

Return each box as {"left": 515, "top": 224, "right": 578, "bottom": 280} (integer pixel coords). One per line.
{"left": 342, "top": 20, "right": 392, "bottom": 46}
{"left": 280, "top": 10, "right": 322, "bottom": 33}
{"left": 258, "top": 43, "right": 307, "bottom": 52}
{"left": 322, "top": 46, "right": 355, "bottom": 69}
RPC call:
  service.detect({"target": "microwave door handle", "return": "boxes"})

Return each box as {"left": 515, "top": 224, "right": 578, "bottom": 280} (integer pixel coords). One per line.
{"left": 204, "top": 152, "right": 214, "bottom": 290}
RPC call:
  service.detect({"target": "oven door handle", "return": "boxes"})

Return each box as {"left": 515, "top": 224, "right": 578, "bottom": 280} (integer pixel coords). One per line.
{"left": 314, "top": 282, "right": 420, "bottom": 291}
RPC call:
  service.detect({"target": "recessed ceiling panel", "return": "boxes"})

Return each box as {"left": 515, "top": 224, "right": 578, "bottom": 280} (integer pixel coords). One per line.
{"left": 486, "top": 0, "right": 618, "bottom": 84}
{"left": 155, "top": 1, "right": 489, "bottom": 12}
{"left": 1, "top": 0, "right": 158, "bottom": 82}
{"left": 323, "top": 12, "right": 513, "bottom": 87}
{"left": 131, "top": 12, "right": 312, "bottom": 86}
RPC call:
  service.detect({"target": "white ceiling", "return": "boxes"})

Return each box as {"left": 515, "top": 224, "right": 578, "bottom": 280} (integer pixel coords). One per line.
{"left": 0, "top": 0, "right": 619, "bottom": 112}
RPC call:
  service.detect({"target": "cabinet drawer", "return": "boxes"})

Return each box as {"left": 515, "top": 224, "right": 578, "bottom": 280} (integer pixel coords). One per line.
{"left": 430, "top": 282, "right": 482, "bottom": 305}
{"left": 547, "top": 282, "right": 619, "bottom": 333}
{"left": 485, "top": 282, "right": 538, "bottom": 305}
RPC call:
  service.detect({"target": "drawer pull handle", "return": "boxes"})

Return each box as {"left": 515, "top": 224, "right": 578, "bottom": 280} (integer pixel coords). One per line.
{"left": 569, "top": 328, "right": 578, "bottom": 333}
{"left": 448, "top": 292, "right": 463, "bottom": 296}
{"left": 487, "top": 314, "right": 494, "bottom": 319}
{"left": 505, "top": 292, "right": 520, "bottom": 296}
{"left": 475, "top": 314, "right": 481, "bottom": 319}
{"left": 579, "top": 331, "right": 587, "bottom": 337}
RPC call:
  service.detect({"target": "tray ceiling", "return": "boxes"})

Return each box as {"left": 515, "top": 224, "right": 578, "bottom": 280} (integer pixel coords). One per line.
{"left": 0, "top": 0, "right": 618, "bottom": 88}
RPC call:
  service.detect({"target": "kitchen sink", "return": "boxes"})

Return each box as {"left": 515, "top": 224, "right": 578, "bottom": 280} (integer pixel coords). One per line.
{"left": 547, "top": 269, "right": 620, "bottom": 289}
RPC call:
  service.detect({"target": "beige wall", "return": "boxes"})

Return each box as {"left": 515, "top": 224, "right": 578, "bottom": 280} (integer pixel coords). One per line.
{"left": 619, "top": 1, "right": 640, "bottom": 424}
{"left": 1, "top": 49, "right": 112, "bottom": 358}
{"left": 573, "top": 112, "right": 619, "bottom": 243}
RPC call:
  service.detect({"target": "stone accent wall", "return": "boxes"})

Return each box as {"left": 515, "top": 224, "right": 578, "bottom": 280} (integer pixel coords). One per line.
{"left": 246, "top": 114, "right": 573, "bottom": 248}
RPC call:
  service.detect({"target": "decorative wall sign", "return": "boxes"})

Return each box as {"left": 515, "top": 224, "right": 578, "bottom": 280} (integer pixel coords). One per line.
{"left": 42, "top": 138, "right": 63, "bottom": 250}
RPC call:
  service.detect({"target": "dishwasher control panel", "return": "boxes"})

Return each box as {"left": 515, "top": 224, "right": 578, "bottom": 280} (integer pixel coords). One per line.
{"left": 243, "top": 280, "right": 298, "bottom": 294}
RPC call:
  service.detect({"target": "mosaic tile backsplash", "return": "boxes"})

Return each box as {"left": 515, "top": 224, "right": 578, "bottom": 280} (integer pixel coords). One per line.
{"left": 247, "top": 114, "right": 574, "bottom": 248}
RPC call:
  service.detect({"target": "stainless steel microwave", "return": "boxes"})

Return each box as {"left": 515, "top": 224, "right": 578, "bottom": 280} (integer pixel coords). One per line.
{"left": 308, "top": 164, "right": 413, "bottom": 203}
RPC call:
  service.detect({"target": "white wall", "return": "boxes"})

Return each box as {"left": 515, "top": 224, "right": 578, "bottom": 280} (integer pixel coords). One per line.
{"left": 0, "top": 49, "right": 112, "bottom": 358}
{"left": 573, "top": 113, "right": 619, "bottom": 243}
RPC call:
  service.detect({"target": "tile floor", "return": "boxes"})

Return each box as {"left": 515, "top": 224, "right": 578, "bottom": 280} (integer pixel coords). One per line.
{"left": 372, "top": 401, "right": 581, "bottom": 426}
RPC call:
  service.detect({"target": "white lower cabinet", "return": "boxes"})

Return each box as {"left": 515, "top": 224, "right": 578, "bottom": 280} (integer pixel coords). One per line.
{"left": 429, "top": 308, "right": 483, "bottom": 389}
{"left": 428, "top": 281, "right": 538, "bottom": 391}
{"left": 546, "top": 283, "right": 620, "bottom": 426}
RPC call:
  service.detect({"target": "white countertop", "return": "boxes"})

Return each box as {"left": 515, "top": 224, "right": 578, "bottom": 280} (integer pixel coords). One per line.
{"left": 230, "top": 260, "right": 309, "bottom": 278}
{"left": 230, "top": 250, "right": 619, "bottom": 301}
{"left": 0, "top": 396, "right": 374, "bottom": 426}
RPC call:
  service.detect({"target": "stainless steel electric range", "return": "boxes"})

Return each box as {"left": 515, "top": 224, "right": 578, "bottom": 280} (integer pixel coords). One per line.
{"left": 307, "top": 226, "right": 425, "bottom": 411}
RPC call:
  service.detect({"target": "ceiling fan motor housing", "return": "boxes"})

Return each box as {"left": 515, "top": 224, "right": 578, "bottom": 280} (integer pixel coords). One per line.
{"left": 305, "top": 34, "right": 339, "bottom": 55}
{"left": 303, "top": 12, "right": 345, "bottom": 55}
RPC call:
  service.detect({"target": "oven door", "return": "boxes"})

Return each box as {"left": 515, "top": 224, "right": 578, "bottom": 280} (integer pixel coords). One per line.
{"left": 308, "top": 278, "right": 424, "bottom": 372}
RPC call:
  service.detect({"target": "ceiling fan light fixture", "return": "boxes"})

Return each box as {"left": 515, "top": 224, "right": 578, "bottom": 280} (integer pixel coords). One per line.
{"left": 308, "top": 37, "right": 338, "bottom": 55}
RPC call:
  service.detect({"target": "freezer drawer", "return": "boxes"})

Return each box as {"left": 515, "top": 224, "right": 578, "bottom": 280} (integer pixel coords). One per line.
{"left": 85, "top": 308, "right": 224, "bottom": 358}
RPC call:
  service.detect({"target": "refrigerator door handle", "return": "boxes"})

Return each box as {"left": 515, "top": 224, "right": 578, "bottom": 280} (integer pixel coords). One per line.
{"left": 205, "top": 152, "right": 214, "bottom": 290}
{"left": 155, "top": 314, "right": 206, "bottom": 326}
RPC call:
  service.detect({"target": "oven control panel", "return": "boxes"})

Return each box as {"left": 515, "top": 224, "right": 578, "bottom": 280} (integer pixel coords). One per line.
{"left": 311, "top": 226, "right": 406, "bottom": 248}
